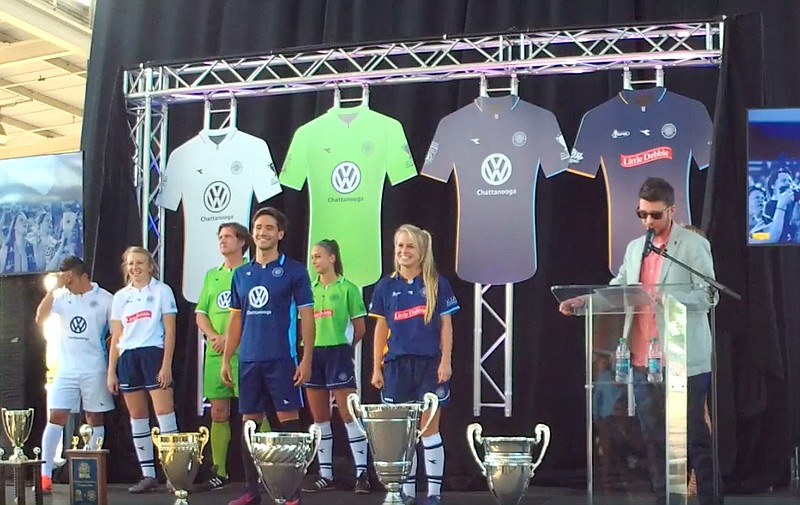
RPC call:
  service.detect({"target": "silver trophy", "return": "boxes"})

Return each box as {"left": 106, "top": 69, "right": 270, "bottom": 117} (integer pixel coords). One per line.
{"left": 347, "top": 392, "right": 439, "bottom": 504}
{"left": 244, "top": 421, "right": 321, "bottom": 505}
{"left": 467, "top": 423, "right": 551, "bottom": 505}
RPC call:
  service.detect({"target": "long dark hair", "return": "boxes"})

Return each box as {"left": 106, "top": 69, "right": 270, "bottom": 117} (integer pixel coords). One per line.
{"left": 315, "top": 239, "right": 343, "bottom": 276}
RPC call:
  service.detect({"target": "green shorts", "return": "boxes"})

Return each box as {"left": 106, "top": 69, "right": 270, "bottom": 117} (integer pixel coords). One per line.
{"left": 204, "top": 354, "right": 239, "bottom": 399}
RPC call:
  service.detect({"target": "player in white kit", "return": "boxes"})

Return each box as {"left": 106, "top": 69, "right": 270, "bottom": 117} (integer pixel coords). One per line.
{"left": 35, "top": 256, "right": 114, "bottom": 494}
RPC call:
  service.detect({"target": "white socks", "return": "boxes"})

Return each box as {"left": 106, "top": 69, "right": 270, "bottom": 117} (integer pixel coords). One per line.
{"left": 403, "top": 448, "right": 417, "bottom": 496}
{"left": 41, "top": 422, "right": 64, "bottom": 477}
{"left": 156, "top": 412, "right": 178, "bottom": 434}
{"left": 130, "top": 418, "right": 155, "bottom": 478}
{"left": 423, "top": 433, "right": 445, "bottom": 497}
{"left": 315, "top": 421, "right": 334, "bottom": 480}
{"left": 345, "top": 420, "right": 369, "bottom": 478}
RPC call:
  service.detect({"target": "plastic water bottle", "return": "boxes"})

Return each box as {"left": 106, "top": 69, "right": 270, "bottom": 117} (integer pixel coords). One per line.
{"left": 614, "top": 338, "right": 631, "bottom": 383}
{"left": 647, "top": 337, "right": 663, "bottom": 383}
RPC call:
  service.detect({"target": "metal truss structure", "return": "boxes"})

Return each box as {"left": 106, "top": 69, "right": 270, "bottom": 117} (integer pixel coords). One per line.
{"left": 124, "top": 19, "right": 724, "bottom": 416}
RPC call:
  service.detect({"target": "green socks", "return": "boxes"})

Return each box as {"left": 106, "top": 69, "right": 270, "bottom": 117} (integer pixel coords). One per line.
{"left": 211, "top": 421, "right": 231, "bottom": 478}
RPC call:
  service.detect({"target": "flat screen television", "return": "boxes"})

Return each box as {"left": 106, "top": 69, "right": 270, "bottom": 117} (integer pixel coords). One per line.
{"left": 0, "top": 151, "right": 83, "bottom": 275}
{"left": 747, "top": 108, "right": 800, "bottom": 245}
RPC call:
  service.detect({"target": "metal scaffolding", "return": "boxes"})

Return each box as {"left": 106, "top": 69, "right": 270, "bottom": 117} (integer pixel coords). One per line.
{"left": 124, "top": 19, "right": 724, "bottom": 416}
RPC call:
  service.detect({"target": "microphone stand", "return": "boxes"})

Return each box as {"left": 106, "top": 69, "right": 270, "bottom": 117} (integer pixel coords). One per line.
{"left": 646, "top": 242, "right": 740, "bottom": 505}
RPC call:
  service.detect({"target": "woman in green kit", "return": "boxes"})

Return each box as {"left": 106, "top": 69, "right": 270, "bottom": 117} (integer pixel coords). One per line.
{"left": 301, "top": 239, "right": 371, "bottom": 494}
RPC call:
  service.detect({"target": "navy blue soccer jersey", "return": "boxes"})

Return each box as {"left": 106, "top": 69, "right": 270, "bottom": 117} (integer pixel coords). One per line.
{"left": 369, "top": 274, "right": 460, "bottom": 360}
{"left": 569, "top": 87, "right": 713, "bottom": 274}
{"left": 421, "top": 95, "right": 570, "bottom": 285}
{"left": 230, "top": 254, "right": 314, "bottom": 362}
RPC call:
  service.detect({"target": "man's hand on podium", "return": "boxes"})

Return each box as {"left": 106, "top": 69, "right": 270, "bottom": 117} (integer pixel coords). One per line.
{"left": 558, "top": 296, "right": 586, "bottom": 316}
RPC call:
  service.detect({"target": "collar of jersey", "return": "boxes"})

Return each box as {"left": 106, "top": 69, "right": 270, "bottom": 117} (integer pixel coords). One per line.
{"left": 313, "top": 274, "right": 345, "bottom": 287}
{"left": 126, "top": 277, "right": 158, "bottom": 291}
{"left": 217, "top": 257, "right": 248, "bottom": 271}
{"left": 199, "top": 126, "right": 237, "bottom": 147}
{"left": 618, "top": 87, "right": 668, "bottom": 106}
{"left": 63, "top": 282, "right": 100, "bottom": 298}
{"left": 390, "top": 272, "right": 421, "bottom": 284}
{"left": 250, "top": 253, "right": 286, "bottom": 268}
{"left": 473, "top": 94, "right": 521, "bottom": 114}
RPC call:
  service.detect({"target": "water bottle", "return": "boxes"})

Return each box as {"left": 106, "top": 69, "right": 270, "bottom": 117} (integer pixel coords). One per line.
{"left": 647, "top": 337, "right": 663, "bottom": 383}
{"left": 614, "top": 338, "right": 631, "bottom": 383}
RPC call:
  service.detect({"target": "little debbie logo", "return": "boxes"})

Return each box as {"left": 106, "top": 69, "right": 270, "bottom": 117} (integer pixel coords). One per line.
{"left": 620, "top": 147, "right": 673, "bottom": 168}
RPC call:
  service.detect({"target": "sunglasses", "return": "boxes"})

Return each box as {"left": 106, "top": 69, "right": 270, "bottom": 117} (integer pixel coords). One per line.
{"left": 636, "top": 208, "right": 670, "bottom": 220}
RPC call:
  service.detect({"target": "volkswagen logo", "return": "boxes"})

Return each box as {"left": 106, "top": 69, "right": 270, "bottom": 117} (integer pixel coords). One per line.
{"left": 204, "top": 181, "right": 232, "bottom": 213}
{"left": 481, "top": 153, "right": 512, "bottom": 186}
{"left": 331, "top": 162, "right": 361, "bottom": 194}
{"left": 70, "top": 316, "right": 88, "bottom": 334}
{"left": 216, "top": 290, "right": 232, "bottom": 309}
{"left": 248, "top": 286, "right": 270, "bottom": 309}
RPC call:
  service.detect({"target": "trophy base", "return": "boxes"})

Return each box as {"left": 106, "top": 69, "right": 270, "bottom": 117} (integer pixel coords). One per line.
{"left": 0, "top": 459, "right": 45, "bottom": 505}
{"left": 172, "top": 489, "right": 190, "bottom": 505}
{"left": 382, "top": 490, "right": 407, "bottom": 504}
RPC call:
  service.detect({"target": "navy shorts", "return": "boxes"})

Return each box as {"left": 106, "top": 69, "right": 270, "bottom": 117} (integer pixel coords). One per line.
{"left": 305, "top": 344, "right": 356, "bottom": 390}
{"left": 239, "top": 359, "right": 303, "bottom": 414}
{"left": 117, "top": 346, "right": 164, "bottom": 393}
{"left": 381, "top": 356, "right": 450, "bottom": 407}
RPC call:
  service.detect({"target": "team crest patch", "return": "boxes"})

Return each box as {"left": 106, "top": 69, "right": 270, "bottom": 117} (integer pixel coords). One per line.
{"left": 419, "top": 286, "right": 427, "bottom": 299}
{"left": 338, "top": 372, "right": 348, "bottom": 381}
{"left": 231, "top": 161, "right": 243, "bottom": 174}
{"left": 425, "top": 142, "right": 439, "bottom": 165}
{"left": 362, "top": 141, "right": 375, "bottom": 155}
{"left": 330, "top": 293, "right": 340, "bottom": 302}
{"left": 661, "top": 123, "right": 677, "bottom": 139}
{"left": 272, "top": 267, "right": 284, "bottom": 277}
{"left": 89, "top": 300, "right": 99, "bottom": 308}
{"left": 146, "top": 295, "right": 155, "bottom": 303}
{"left": 512, "top": 131, "right": 527, "bottom": 147}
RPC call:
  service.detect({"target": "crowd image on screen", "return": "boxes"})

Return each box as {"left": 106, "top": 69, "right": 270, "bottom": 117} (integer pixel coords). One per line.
{"left": 748, "top": 159, "right": 800, "bottom": 244}
{"left": 0, "top": 201, "right": 83, "bottom": 274}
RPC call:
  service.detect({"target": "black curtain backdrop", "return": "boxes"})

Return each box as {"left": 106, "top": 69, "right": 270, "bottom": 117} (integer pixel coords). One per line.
{"left": 66, "top": 0, "right": 800, "bottom": 491}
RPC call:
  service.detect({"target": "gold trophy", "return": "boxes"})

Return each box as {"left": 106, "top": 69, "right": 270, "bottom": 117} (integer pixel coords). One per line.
{"left": 1, "top": 408, "right": 35, "bottom": 462}
{"left": 151, "top": 427, "right": 209, "bottom": 505}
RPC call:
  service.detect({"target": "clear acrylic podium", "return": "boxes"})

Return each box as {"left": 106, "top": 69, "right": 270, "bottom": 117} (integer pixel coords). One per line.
{"left": 551, "top": 283, "right": 713, "bottom": 505}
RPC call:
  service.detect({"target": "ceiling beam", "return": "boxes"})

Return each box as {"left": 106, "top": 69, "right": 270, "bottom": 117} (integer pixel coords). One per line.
{"left": 0, "top": 136, "right": 79, "bottom": 160}
{"left": 0, "top": 40, "right": 71, "bottom": 69}
{"left": 0, "top": 76, "right": 83, "bottom": 117}
{"left": 2, "top": 114, "right": 60, "bottom": 138}
{"left": 0, "top": 1, "right": 91, "bottom": 57}
{"left": 45, "top": 57, "right": 86, "bottom": 77}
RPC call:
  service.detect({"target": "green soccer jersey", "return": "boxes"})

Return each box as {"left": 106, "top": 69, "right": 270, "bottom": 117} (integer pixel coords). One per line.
{"left": 312, "top": 276, "right": 367, "bottom": 347}
{"left": 195, "top": 261, "right": 245, "bottom": 356}
{"left": 281, "top": 106, "right": 417, "bottom": 288}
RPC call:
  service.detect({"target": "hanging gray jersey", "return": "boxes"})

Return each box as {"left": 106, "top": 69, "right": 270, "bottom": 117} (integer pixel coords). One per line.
{"left": 422, "top": 96, "right": 570, "bottom": 284}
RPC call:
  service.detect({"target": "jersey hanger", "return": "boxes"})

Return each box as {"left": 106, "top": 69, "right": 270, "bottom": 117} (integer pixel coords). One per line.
{"left": 333, "top": 83, "right": 370, "bottom": 109}
{"left": 202, "top": 93, "right": 238, "bottom": 132}
{"left": 622, "top": 65, "right": 665, "bottom": 90}
{"left": 478, "top": 73, "right": 519, "bottom": 97}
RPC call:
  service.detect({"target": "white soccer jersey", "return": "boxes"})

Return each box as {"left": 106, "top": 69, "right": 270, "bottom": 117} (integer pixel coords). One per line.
{"left": 111, "top": 279, "right": 178, "bottom": 353}
{"left": 157, "top": 127, "right": 282, "bottom": 302}
{"left": 50, "top": 283, "right": 113, "bottom": 376}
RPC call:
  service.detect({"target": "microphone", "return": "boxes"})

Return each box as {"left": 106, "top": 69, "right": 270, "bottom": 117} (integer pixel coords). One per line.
{"left": 641, "top": 227, "right": 655, "bottom": 263}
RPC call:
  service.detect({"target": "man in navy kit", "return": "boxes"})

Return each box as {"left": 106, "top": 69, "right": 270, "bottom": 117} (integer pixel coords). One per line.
{"left": 569, "top": 87, "right": 713, "bottom": 274}
{"left": 421, "top": 94, "right": 570, "bottom": 285}
{"left": 221, "top": 207, "right": 315, "bottom": 505}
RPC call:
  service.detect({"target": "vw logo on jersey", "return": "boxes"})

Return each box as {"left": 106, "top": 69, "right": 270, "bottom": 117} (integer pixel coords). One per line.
{"left": 69, "top": 316, "right": 88, "bottom": 334}
{"left": 204, "top": 181, "right": 232, "bottom": 213}
{"left": 661, "top": 123, "right": 677, "bottom": 139}
{"left": 248, "top": 286, "right": 270, "bottom": 309}
{"left": 481, "top": 153, "right": 513, "bottom": 186}
{"left": 331, "top": 162, "right": 361, "bottom": 194}
{"left": 216, "top": 290, "right": 232, "bottom": 309}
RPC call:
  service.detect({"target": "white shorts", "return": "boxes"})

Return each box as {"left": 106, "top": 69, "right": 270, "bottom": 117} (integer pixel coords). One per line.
{"left": 49, "top": 372, "right": 114, "bottom": 413}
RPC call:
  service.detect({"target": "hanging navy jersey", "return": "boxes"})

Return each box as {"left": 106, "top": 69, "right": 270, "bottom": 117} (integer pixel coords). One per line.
{"left": 421, "top": 95, "right": 570, "bottom": 285}
{"left": 569, "top": 88, "right": 713, "bottom": 274}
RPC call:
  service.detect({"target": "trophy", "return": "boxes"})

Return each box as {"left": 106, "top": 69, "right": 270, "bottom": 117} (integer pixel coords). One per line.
{"left": 151, "top": 427, "right": 209, "bottom": 505}
{"left": 467, "top": 423, "right": 552, "bottom": 505}
{"left": 67, "top": 424, "right": 110, "bottom": 505}
{"left": 347, "top": 392, "right": 439, "bottom": 504}
{"left": 1, "top": 408, "right": 35, "bottom": 462}
{"left": 244, "top": 421, "right": 321, "bottom": 505}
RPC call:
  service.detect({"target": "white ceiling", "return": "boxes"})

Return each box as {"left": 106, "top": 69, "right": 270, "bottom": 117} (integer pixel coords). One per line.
{"left": 0, "top": 0, "right": 91, "bottom": 160}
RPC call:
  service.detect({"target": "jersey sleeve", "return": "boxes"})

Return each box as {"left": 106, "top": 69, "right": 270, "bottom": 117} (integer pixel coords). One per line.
{"left": 195, "top": 271, "right": 212, "bottom": 315}
{"left": 157, "top": 145, "right": 184, "bottom": 210}
{"left": 421, "top": 115, "right": 457, "bottom": 182}
{"left": 532, "top": 108, "right": 571, "bottom": 177}
{"left": 160, "top": 283, "right": 178, "bottom": 315}
{"left": 230, "top": 271, "right": 243, "bottom": 311}
{"left": 346, "top": 281, "right": 367, "bottom": 319}
{"left": 252, "top": 138, "right": 282, "bottom": 202}
{"left": 436, "top": 276, "right": 460, "bottom": 316}
{"left": 385, "top": 118, "right": 417, "bottom": 185}
{"left": 280, "top": 125, "right": 308, "bottom": 190}
{"left": 110, "top": 292, "right": 124, "bottom": 321}
{"left": 368, "top": 279, "right": 387, "bottom": 317}
{"left": 689, "top": 103, "right": 714, "bottom": 170}
{"left": 50, "top": 288, "right": 67, "bottom": 315}
{"left": 569, "top": 109, "right": 604, "bottom": 177}
{"left": 292, "top": 268, "right": 314, "bottom": 308}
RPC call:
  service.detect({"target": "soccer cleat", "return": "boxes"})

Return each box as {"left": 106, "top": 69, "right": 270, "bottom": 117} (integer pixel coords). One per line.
{"left": 39, "top": 475, "right": 53, "bottom": 494}
{"left": 285, "top": 491, "right": 301, "bottom": 505}
{"left": 194, "top": 468, "right": 228, "bottom": 492}
{"left": 301, "top": 475, "right": 334, "bottom": 492}
{"left": 354, "top": 471, "right": 371, "bottom": 494}
{"left": 424, "top": 495, "right": 442, "bottom": 505}
{"left": 400, "top": 491, "right": 417, "bottom": 505}
{"left": 228, "top": 492, "right": 262, "bottom": 505}
{"left": 128, "top": 476, "right": 158, "bottom": 493}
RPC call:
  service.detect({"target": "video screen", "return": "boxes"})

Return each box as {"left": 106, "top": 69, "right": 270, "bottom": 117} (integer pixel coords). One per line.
{"left": 0, "top": 152, "right": 83, "bottom": 275}
{"left": 747, "top": 109, "right": 800, "bottom": 245}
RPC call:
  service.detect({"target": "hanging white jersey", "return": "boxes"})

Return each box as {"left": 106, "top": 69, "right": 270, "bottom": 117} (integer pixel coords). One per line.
{"left": 50, "top": 283, "right": 113, "bottom": 376}
{"left": 157, "top": 127, "right": 281, "bottom": 302}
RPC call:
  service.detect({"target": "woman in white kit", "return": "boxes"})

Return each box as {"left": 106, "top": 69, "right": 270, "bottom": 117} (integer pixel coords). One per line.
{"left": 107, "top": 246, "right": 180, "bottom": 493}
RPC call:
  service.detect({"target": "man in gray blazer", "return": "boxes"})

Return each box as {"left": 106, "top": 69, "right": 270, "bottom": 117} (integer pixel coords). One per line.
{"left": 559, "top": 177, "right": 720, "bottom": 505}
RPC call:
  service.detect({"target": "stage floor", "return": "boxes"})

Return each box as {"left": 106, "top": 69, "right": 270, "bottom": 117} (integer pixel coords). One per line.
{"left": 3, "top": 483, "right": 799, "bottom": 505}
